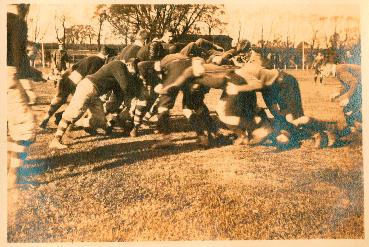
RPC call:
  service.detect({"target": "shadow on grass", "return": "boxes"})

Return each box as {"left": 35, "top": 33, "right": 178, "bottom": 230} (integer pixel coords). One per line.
{"left": 23, "top": 135, "right": 210, "bottom": 184}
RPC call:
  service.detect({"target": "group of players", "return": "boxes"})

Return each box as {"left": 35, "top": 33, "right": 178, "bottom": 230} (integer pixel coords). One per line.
{"left": 7, "top": 4, "right": 362, "bottom": 191}
{"left": 39, "top": 28, "right": 362, "bottom": 152}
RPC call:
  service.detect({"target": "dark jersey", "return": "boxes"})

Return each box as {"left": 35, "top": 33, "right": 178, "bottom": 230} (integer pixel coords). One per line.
{"left": 72, "top": 55, "right": 105, "bottom": 77}
{"left": 207, "top": 48, "right": 238, "bottom": 65}
{"left": 59, "top": 55, "right": 106, "bottom": 96}
{"left": 137, "top": 41, "right": 166, "bottom": 61}
{"left": 115, "top": 44, "right": 142, "bottom": 61}
{"left": 86, "top": 61, "right": 138, "bottom": 105}
{"left": 180, "top": 38, "right": 221, "bottom": 59}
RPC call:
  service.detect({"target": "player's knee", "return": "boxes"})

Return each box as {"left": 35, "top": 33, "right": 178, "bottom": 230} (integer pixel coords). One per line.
{"left": 183, "top": 108, "right": 193, "bottom": 119}
{"left": 215, "top": 100, "right": 226, "bottom": 116}
{"left": 219, "top": 115, "right": 241, "bottom": 127}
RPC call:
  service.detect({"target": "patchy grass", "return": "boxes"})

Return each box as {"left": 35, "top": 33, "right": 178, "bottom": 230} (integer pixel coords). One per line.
{"left": 8, "top": 69, "right": 363, "bottom": 242}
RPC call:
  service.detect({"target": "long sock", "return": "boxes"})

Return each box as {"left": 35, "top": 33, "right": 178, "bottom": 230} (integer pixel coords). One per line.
{"left": 157, "top": 111, "right": 171, "bottom": 134}
{"left": 54, "top": 118, "right": 71, "bottom": 141}
{"left": 188, "top": 113, "right": 205, "bottom": 136}
{"left": 143, "top": 97, "right": 160, "bottom": 122}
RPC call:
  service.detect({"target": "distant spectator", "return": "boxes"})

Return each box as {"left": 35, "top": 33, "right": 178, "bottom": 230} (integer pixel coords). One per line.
{"left": 27, "top": 44, "right": 37, "bottom": 67}
{"left": 345, "top": 50, "right": 354, "bottom": 64}
{"left": 312, "top": 52, "right": 325, "bottom": 84}
{"left": 44, "top": 49, "right": 52, "bottom": 67}
{"left": 52, "top": 43, "right": 68, "bottom": 73}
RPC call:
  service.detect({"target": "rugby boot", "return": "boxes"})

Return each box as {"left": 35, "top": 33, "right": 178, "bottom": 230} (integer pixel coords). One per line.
{"left": 54, "top": 111, "right": 63, "bottom": 125}
{"left": 39, "top": 118, "right": 49, "bottom": 129}
{"left": 196, "top": 134, "right": 211, "bottom": 148}
{"left": 130, "top": 126, "right": 139, "bottom": 137}
{"left": 84, "top": 127, "right": 98, "bottom": 136}
{"left": 233, "top": 136, "right": 250, "bottom": 145}
{"left": 103, "top": 126, "right": 113, "bottom": 136}
{"left": 49, "top": 138, "right": 68, "bottom": 149}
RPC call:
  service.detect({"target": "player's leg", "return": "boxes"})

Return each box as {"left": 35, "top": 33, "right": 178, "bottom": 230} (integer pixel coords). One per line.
{"left": 39, "top": 74, "right": 73, "bottom": 128}
{"left": 152, "top": 93, "right": 177, "bottom": 149}
{"left": 39, "top": 94, "right": 68, "bottom": 129}
{"left": 130, "top": 82, "right": 153, "bottom": 137}
{"left": 19, "top": 78, "right": 37, "bottom": 105}
{"left": 7, "top": 66, "right": 36, "bottom": 188}
{"left": 49, "top": 78, "right": 97, "bottom": 149}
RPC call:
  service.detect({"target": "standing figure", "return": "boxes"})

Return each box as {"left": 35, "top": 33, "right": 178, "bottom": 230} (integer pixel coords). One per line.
{"left": 312, "top": 52, "right": 325, "bottom": 84}
{"left": 52, "top": 43, "right": 68, "bottom": 74}
{"left": 7, "top": 4, "right": 36, "bottom": 190}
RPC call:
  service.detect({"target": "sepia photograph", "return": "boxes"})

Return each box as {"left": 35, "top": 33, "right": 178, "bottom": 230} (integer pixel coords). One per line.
{"left": 3, "top": 0, "right": 368, "bottom": 244}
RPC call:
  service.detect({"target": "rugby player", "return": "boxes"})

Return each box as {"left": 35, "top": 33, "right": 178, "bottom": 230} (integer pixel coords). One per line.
{"left": 49, "top": 60, "right": 140, "bottom": 149}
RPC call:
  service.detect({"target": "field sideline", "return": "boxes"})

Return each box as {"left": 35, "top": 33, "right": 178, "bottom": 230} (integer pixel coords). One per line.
{"left": 8, "top": 69, "right": 363, "bottom": 241}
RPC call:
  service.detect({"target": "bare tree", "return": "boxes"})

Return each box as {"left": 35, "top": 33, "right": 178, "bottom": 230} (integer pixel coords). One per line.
{"left": 83, "top": 25, "right": 96, "bottom": 48}
{"left": 104, "top": 4, "right": 226, "bottom": 43}
{"left": 94, "top": 4, "right": 109, "bottom": 50}
{"left": 28, "top": 16, "right": 40, "bottom": 42}
{"left": 309, "top": 16, "right": 320, "bottom": 50}
{"left": 196, "top": 5, "right": 227, "bottom": 35}
{"left": 54, "top": 13, "right": 68, "bottom": 45}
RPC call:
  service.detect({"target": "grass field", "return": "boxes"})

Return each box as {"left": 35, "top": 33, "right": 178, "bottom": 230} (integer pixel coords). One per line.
{"left": 8, "top": 69, "right": 363, "bottom": 241}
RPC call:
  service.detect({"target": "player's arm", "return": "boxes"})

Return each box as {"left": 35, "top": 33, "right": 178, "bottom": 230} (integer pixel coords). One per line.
{"left": 156, "top": 67, "right": 194, "bottom": 94}
{"left": 195, "top": 38, "right": 223, "bottom": 52}
{"left": 108, "top": 87, "right": 124, "bottom": 113}
{"left": 230, "top": 57, "right": 243, "bottom": 67}
{"left": 226, "top": 74, "right": 264, "bottom": 95}
{"left": 113, "top": 61, "right": 130, "bottom": 93}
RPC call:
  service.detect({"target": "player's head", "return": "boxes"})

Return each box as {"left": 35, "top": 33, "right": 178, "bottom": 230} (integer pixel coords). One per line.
{"left": 236, "top": 39, "right": 251, "bottom": 54}
{"left": 58, "top": 43, "right": 64, "bottom": 50}
{"left": 135, "top": 29, "right": 149, "bottom": 42}
{"left": 99, "top": 45, "right": 109, "bottom": 56}
{"left": 161, "top": 31, "right": 173, "bottom": 44}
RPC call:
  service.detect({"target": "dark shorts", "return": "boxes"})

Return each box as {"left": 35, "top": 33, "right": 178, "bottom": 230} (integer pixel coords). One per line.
{"left": 137, "top": 61, "right": 161, "bottom": 87}
{"left": 157, "top": 83, "right": 207, "bottom": 111}
{"left": 162, "top": 58, "right": 192, "bottom": 86}
{"left": 220, "top": 91, "right": 256, "bottom": 121}
{"left": 262, "top": 71, "right": 304, "bottom": 119}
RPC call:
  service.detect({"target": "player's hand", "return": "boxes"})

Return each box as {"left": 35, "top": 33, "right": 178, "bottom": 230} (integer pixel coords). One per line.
{"left": 339, "top": 98, "right": 349, "bottom": 107}
{"left": 212, "top": 56, "right": 223, "bottom": 65}
{"left": 154, "top": 84, "right": 165, "bottom": 94}
{"left": 192, "top": 58, "right": 205, "bottom": 76}
{"left": 226, "top": 83, "right": 239, "bottom": 95}
{"left": 154, "top": 61, "right": 161, "bottom": 72}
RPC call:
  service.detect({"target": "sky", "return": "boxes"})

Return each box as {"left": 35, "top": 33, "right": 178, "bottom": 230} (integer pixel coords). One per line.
{"left": 27, "top": 3, "right": 361, "bottom": 47}
{"left": 223, "top": 3, "right": 360, "bottom": 46}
